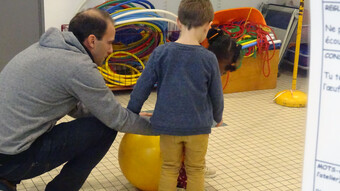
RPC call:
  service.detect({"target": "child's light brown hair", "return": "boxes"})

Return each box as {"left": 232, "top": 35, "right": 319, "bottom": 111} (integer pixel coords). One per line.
{"left": 178, "top": 0, "right": 214, "bottom": 30}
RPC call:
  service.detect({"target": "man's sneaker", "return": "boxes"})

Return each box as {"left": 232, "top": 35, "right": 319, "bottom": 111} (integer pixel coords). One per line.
{"left": 204, "top": 166, "right": 217, "bottom": 178}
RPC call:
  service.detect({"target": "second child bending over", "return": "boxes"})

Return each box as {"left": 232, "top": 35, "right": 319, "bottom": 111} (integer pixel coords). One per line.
{"left": 127, "top": 0, "right": 222, "bottom": 190}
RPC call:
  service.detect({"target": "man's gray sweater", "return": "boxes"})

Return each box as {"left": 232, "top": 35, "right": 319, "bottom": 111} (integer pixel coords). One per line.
{"left": 0, "top": 28, "right": 153, "bottom": 155}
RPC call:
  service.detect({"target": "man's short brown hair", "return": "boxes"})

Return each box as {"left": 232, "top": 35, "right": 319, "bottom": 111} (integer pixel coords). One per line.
{"left": 178, "top": 0, "right": 214, "bottom": 30}
{"left": 69, "top": 8, "right": 114, "bottom": 43}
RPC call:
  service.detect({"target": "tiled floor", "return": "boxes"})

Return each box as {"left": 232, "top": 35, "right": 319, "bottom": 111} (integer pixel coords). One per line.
{"left": 17, "top": 64, "right": 308, "bottom": 191}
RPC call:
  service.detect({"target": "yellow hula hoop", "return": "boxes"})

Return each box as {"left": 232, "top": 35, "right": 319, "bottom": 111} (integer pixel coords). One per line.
{"left": 104, "top": 51, "right": 145, "bottom": 69}
{"left": 98, "top": 51, "right": 145, "bottom": 86}
{"left": 101, "top": 63, "right": 141, "bottom": 78}
{"left": 99, "top": 72, "right": 138, "bottom": 85}
{"left": 99, "top": 71, "right": 139, "bottom": 82}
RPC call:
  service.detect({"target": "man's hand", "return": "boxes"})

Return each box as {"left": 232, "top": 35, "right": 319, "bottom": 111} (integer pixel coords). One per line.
{"left": 139, "top": 112, "right": 153, "bottom": 117}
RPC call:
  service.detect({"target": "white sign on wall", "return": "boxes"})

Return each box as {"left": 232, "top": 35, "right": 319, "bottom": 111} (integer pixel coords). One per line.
{"left": 302, "top": 1, "right": 340, "bottom": 191}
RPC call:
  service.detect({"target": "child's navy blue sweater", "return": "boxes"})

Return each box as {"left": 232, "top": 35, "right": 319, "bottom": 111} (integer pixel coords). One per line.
{"left": 127, "top": 42, "right": 224, "bottom": 136}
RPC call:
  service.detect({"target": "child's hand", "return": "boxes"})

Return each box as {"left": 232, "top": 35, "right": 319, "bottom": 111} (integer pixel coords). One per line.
{"left": 215, "top": 121, "right": 223, "bottom": 127}
{"left": 139, "top": 112, "right": 153, "bottom": 117}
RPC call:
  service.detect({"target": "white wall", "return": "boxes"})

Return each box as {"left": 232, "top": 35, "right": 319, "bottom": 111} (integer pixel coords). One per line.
{"left": 44, "top": 0, "right": 281, "bottom": 31}
{"left": 44, "top": 0, "right": 83, "bottom": 30}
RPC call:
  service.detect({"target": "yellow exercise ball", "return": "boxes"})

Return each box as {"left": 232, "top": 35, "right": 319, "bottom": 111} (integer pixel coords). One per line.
{"left": 118, "top": 133, "right": 162, "bottom": 191}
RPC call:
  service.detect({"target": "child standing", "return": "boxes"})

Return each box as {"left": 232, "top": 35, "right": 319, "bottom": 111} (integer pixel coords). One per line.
{"left": 127, "top": 0, "right": 222, "bottom": 190}
{"left": 176, "top": 27, "right": 242, "bottom": 189}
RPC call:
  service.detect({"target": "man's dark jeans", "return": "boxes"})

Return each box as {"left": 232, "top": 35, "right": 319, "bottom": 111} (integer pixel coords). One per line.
{"left": 0, "top": 117, "right": 117, "bottom": 191}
